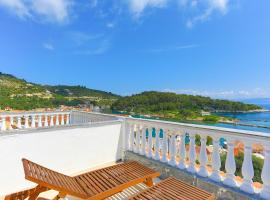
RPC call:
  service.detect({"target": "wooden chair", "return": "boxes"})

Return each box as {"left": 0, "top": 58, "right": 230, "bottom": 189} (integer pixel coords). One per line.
{"left": 129, "top": 177, "right": 215, "bottom": 200}
{"left": 5, "top": 159, "right": 160, "bottom": 200}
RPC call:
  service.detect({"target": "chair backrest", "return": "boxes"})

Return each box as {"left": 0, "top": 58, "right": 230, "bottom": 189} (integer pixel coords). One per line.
{"left": 22, "top": 158, "right": 88, "bottom": 199}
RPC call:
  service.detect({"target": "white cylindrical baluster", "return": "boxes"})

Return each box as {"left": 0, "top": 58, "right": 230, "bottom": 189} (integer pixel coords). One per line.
{"left": 9, "top": 116, "right": 14, "bottom": 130}
{"left": 169, "top": 133, "right": 177, "bottom": 166}
{"left": 38, "top": 115, "right": 42, "bottom": 127}
{"left": 61, "top": 114, "right": 65, "bottom": 125}
{"left": 154, "top": 128, "right": 160, "bottom": 160}
{"left": 187, "top": 133, "right": 196, "bottom": 173}
{"left": 161, "top": 129, "right": 168, "bottom": 163}
{"left": 140, "top": 126, "right": 146, "bottom": 155}
{"left": 44, "top": 115, "right": 48, "bottom": 127}
{"left": 210, "top": 137, "right": 221, "bottom": 182}
{"left": 223, "top": 140, "right": 237, "bottom": 187}
{"left": 261, "top": 146, "right": 270, "bottom": 199}
{"left": 66, "top": 114, "right": 70, "bottom": 125}
{"left": 50, "top": 115, "right": 54, "bottom": 126}
{"left": 240, "top": 141, "right": 254, "bottom": 194}
{"left": 147, "top": 127, "right": 153, "bottom": 158}
{"left": 198, "top": 135, "right": 209, "bottom": 177}
{"left": 1, "top": 116, "right": 6, "bottom": 131}
{"left": 55, "top": 114, "right": 59, "bottom": 125}
{"left": 129, "top": 124, "right": 134, "bottom": 151}
{"left": 125, "top": 123, "right": 131, "bottom": 150}
{"left": 24, "top": 116, "right": 29, "bottom": 128}
{"left": 31, "top": 115, "right": 36, "bottom": 128}
{"left": 134, "top": 125, "right": 140, "bottom": 153}
{"left": 178, "top": 133, "right": 186, "bottom": 169}
{"left": 17, "top": 117, "right": 22, "bottom": 129}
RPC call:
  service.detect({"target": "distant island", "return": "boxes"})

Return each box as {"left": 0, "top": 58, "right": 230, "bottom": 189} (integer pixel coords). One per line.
{"left": 0, "top": 72, "right": 264, "bottom": 123}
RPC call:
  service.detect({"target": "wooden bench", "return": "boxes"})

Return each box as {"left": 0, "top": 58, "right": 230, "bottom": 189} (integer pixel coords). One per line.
{"left": 129, "top": 177, "right": 215, "bottom": 200}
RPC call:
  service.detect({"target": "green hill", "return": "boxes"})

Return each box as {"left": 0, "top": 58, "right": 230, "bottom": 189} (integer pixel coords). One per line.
{"left": 112, "top": 91, "right": 262, "bottom": 120}
{"left": 0, "top": 72, "right": 119, "bottom": 110}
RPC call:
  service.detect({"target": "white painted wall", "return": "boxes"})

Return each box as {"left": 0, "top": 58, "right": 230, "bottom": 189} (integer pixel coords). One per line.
{"left": 0, "top": 122, "right": 123, "bottom": 197}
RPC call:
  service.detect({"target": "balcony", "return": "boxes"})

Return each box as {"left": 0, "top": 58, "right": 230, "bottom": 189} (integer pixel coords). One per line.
{"left": 0, "top": 111, "right": 270, "bottom": 199}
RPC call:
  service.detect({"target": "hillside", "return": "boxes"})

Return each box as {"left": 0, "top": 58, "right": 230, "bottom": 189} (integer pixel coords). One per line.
{"left": 112, "top": 91, "right": 262, "bottom": 120}
{"left": 0, "top": 72, "right": 119, "bottom": 110}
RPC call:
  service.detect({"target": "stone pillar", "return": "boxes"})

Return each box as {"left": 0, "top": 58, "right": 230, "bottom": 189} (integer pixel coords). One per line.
{"left": 147, "top": 127, "right": 153, "bottom": 158}
{"left": 50, "top": 115, "right": 54, "bottom": 126}
{"left": 260, "top": 146, "right": 270, "bottom": 199}
{"left": 44, "top": 115, "right": 48, "bottom": 127}
{"left": 17, "top": 117, "right": 22, "bottom": 129}
{"left": 161, "top": 129, "right": 168, "bottom": 163}
{"left": 240, "top": 141, "right": 254, "bottom": 194}
{"left": 55, "top": 114, "right": 60, "bottom": 125}
{"left": 168, "top": 133, "right": 177, "bottom": 166}
{"left": 31, "top": 115, "right": 36, "bottom": 128}
{"left": 154, "top": 128, "right": 160, "bottom": 160}
{"left": 210, "top": 137, "right": 221, "bottom": 182}
{"left": 24, "top": 116, "right": 29, "bottom": 128}
{"left": 9, "top": 116, "right": 14, "bottom": 130}
{"left": 140, "top": 126, "right": 146, "bottom": 155}
{"left": 134, "top": 125, "right": 140, "bottom": 153}
{"left": 61, "top": 114, "right": 65, "bottom": 125}
{"left": 129, "top": 124, "right": 134, "bottom": 151}
{"left": 198, "top": 135, "right": 209, "bottom": 177}
{"left": 38, "top": 115, "right": 42, "bottom": 127}
{"left": 223, "top": 140, "right": 237, "bottom": 187}
{"left": 187, "top": 133, "right": 196, "bottom": 173}
{"left": 66, "top": 114, "right": 70, "bottom": 125}
{"left": 1, "top": 116, "right": 6, "bottom": 131}
{"left": 178, "top": 132, "right": 186, "bottom": 169}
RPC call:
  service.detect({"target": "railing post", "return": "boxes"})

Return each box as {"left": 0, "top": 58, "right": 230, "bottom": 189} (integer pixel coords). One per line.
{"left": 154, "top": 128, "right": 160, "bottom": 160}
{"left": 24, "top": 116, "right": 29, "bottom": 128}
{"left": 210, "top": 136, "right": 221, "bottom": 182}
{"left": 125, "top": 122, "right": 131, "bottom": 150}
{"left": 17, "top": 117, "right": 22, "bottom": 129}
{"left": 50, "top": 115, "right": 54, "bottom": 126}
{"left": 44, "top": 115, "right": 48, "bottom": 127}
{"left": 55, "top": 114, "right": 59, "bottom": 125}
{"left": 9, "top": 116, "right": 14, "bottom": 130}
{"left": 1, "top": 116, "right": 6, "bottom": 131}
{"left": 168, "top": 133, "right": 177, "bottom": 166}
{"left": 31, "top": 115, "right": 36, "bottom": 128}
{"left": 147, "top": 127, "right": 153, "bottom": 158}
{"left": 187, "top": 133, "right": 196, "bottom": 173}
{"left": 240, "top": 141, "right": 254, "bottom": 194}
{"left": 134, "top": 124, "right": 140, "bottom": 153}
{"left": 38, "top": 115, "right": 42, "bottom": 127}
{"left": 198, "top": 135, "right": 209, "bottom": 177}
{"left": 178, "top": 132, "right": 186, "bottom": 169}
{"left": 61, "top": 114, "right": 65, "bottom": 125}
{"left": 260, "top": 146, "right": 270, "bottom": 199}
{"left": 66, "top": 114, "right": 70, "bottom": 125}
{"left": 129, "top": 124, "right": 134, "bottom": 151}
{"left": 223, "top": 139, "right": 237, "bottom": 187}
{"left": 161, "top": 129, "right": 168, "bottom": 163}
{"left": 140, "top": 125, "right": 146, "bottom": 155}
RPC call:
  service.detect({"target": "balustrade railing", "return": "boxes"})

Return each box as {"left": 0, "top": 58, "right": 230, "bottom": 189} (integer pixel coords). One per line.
{"left": 125, "top": 117, "right": 270, "bottom": 199}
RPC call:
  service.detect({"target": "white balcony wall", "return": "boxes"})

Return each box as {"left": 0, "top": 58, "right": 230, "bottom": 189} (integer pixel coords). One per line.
{"left": 0, "top": 122, "right": 123, "bottom": 197}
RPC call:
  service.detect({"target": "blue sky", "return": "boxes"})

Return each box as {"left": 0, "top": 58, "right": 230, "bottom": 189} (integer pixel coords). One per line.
{"left": 0, "top": 0, "right": 269, "bottom": 99}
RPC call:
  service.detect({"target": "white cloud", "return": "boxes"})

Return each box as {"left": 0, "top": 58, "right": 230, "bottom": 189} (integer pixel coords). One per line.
{"left": 43, "top": 43, "right": 54, "bottom": 50}
{"left": 90, "top": 0, "right": 98, "bottom": 8}
{"left": 144, "top": 44, "right": 199, "bottom": 53}
{"left": 74, "top": 39, "right": 110, "bottom": 55}
{"left": 0, "top": 0, "right": 73, "bottom": 23}
{"left": 69, "top": 31, "right": 103, "bottom": 46}
{"left": 106, "top": 22, "right": 115, "bottom": 28}
{"left": 128, "top": 0, "right": 168, "bottom": 18}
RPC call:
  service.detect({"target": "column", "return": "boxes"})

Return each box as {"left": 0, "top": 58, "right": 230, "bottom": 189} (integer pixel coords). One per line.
{"left": 154, "top": 128, "right": 160, "bottom": 160}
{"left": 38, "top": 115, "right": 42, "bottom": 127}
{"left": 31, "top": 115, "right": 36, "bottom": 128}
{"left": 223, "top": 140, "right": 237, "bottom": 187}
{"left": 1, "top": 116, "right": 6, "bottom": 131}
{"left": 187, "top": 133, "right": 196, "bottom": 173}
{"left": 17, "top": 117, "right": 22, "bottom": 129}
{"left": 66, "top": 114, "right": 70, "bottom": 125}
{"left": 24, "top": 116, "right": 29, "bottom": 128}
{"left": 198, "top": 135, "right": 209, "bottom": 177}
{"left": 178, "top": 133, "right": 186, "bottom": 169}
{"left": 134, "top": 125, "right": 140, "bottom": 153}
{"left": 44, "top": 115, "right": 48, "bottom": 127}
{"left": 9, "top": 116, "right": 14, "bottom": 130}
{"left": 61, "top": 114, "right": 65, "bottom": 125}
{"left": 240, "top": 141, "right": 254, "bottom": 194}
{"left": 260, "top": 146, "right": 270, "bottom": 199}
{"left": 168, "top": 134, "right": 177, "bottom": 166}
{"left": 147, "top": 127, "right": 153, "bottom": 158}
{"left": 210, "top": 137, "right": 221, "bottom": 182}
{"left": 129, "top": 124, "right": 134, "bottom": 151}
{"left": 55, "top": 114, "right": 60, "bottom": 125}
{"left": 140, "top": 126, "right": 146, "bottom": 155}
{"left": 50, "top": 115, "right": 54, "bottom": 126}
{"left": 161, "top": 129, "right": 168, "bottom": 163}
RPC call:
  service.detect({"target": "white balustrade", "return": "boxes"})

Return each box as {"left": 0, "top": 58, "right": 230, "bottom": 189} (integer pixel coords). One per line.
{"left": 66, "top": 114, "right": 70, "bottom": 124}
{"left": 44, "top": 115, "right": 48, "bottom": 127}
{"left": 134, "top": 125, "right": 140, "bottom": 153}
{"left": 38, "top": 115, "right": 42, "bottom": 127}
{"left": 168, "top": 133, "right": 177, "bottom": 166}
{"left": 209, "top": 137, "right": 221, "bottom": 182}
{"left": 9, "top": 116, "right": 14, "bottom": 130}
{"left": 261, "top": 146, "right": 270, "bottom": 199}
{"left": 61, "top": 114, "right": 65, "bottom": 125}
{"left": 17, "top": 117, "right": 22, "bottom": 129}
{"left": 1, "top": 117, "right": 6, "bottom": 131}
{"left": 147, "top": 127, "right": 153, "bottom": 158}
{"left": 140, "top": 126, "right": 146, "bottom": 155}
{"left": 178, "top": 132, "right": 186, "bottom": 169}
{"left": 55, "top": 115, "right": 60, "bottom": 125}
{"left": 161, "top": 129, "right": 168, "bottom": 163}
{"left": 129, "top": 124, "right": 134, "bottom": 151}
{"left": 198, "top": 135, "right": 209, "bottom": 177}
{"left": 31, "top": 115, "right": 36, "bottom": 128}
{"left": 50, "top": 115, "right": 54, "bottom": 126}
{"left": 187, "top": 133, "right": 196, "bottom": 173}
{"left": 24, "top": 116, "right": 29, "bottom": 128}
{"left": 154, "top": 128, "right": 160, "bottom": 160}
